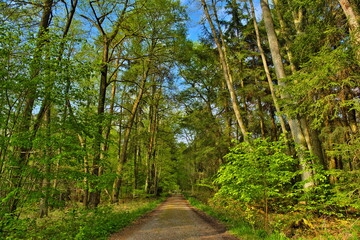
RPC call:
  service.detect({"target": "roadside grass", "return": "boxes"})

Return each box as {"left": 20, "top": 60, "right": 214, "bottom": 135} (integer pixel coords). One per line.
{"left": 185, "top": 195, "right": 360, "bottom": 240}
{"left": 186, "top": 196, "right": 288, "bottom": 240}
{"left": 0, "top": 198, "right": 163, "bottom": 240}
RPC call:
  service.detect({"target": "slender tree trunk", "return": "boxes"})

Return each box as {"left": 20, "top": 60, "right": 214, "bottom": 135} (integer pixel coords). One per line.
{"left": 249, "top": 0, "right": 288, "bottom": 137}
{"left": 77, "top": 134, "right": 89, "bottom": 207}
{"left": 273, "top": 0, "right": 327, "bottom": 164}
{"left": 274, "top": 0, "right": 297, "bottom": 73}
{"left": 145, "top": 83, "right": 159, "bottom": 194}
{"left": 256, "top": 98, "right": 266, "bottom": 138}
{"left": 102, "top": 79, "right": 117, "bottom": 155}
{"left": 89, "top": 39, "right": 109, "bottom": 208}
{"left": 269, "top": 106, "right": 278, "bottom": 141}
{"left": 133, "top": 113, "right": 141, "bottom": 196}
{"left": 201, "top": 0, "right": 248, "bottom": 141}
{"left": 261, "top": 0, "right": 314, "bottom": 188}
{"left": 112, "top": 64, "right": 150, "bottom": 203}
{"left": 9, "top": 0, "right": 54, "bottom": 213}
{"left": 338, "top": 0, "right": 360, "bottom": 62}
{"left": 39, "top": 107, "right": 51, "bottom": 218}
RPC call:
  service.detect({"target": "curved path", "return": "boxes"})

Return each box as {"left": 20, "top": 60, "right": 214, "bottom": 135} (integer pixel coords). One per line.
{"left": 109, "top": 194, "right": 239, "bottom": 240}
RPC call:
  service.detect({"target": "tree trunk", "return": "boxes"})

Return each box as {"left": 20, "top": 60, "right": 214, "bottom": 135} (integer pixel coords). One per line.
{"left": 269, "top": 106, "right": 278, "bottom": 141}
{"left": 133, "top": 117, "right": 141, "bottom": 196}
{"left": 201, "top": 0, "right": 248, "bottom": 141}
{"left": 112, "top": 65, "right": 150, "bottom": 203}
{"left": 273, "top": 0, "right": 327, "bottom": 165}
{"left": 9, "top": 0, "right": 54, "bottom": 213}
{"left": 249, "top": 0, "right": 288, "bottom": 137}
{"left": 146, "top": 83, "right": 160, "bottom": 194}
{"left": 39, "top": 107, "right": 51, "bottom": 218}
{"left": 77, "top": 134, "right": 89, "bottom": 207}
{"left": 338, "top": 0, "right": 360, "bottom": 62}
{"left": 89, "top": 39, "right": 109, "bottom": 208}
{"left": 261, "top": 0, "right": 314, "bottom": 188}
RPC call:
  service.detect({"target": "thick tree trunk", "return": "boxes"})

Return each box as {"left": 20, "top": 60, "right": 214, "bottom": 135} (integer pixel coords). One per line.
{"left": 261, "top": 0, "right": 314, "bottom": 188}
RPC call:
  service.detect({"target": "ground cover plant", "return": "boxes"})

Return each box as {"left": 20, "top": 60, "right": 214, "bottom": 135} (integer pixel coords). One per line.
{"left": 0, "top": 198, "right": 162, "bottom": 240}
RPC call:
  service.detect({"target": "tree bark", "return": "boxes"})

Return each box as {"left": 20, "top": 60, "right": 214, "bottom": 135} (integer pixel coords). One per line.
{"left": 338, "top": 0, "right": 360, "bottom": 62}
{"left": 201, "top": 0, "right": 248, "bottom": 141}
{"left": 89, "top": 38, "right": 109, "bottom": 208}
{"left": 9, "top": 0, "right": 54, "bottom": 213}
{"left": 84, "top": 0, "right": 129, "bottom": 208}
{"left": 112, "top": 64, "right": 150, "bottom": 203}
{"left": 261, "top": 0, "right": 314, "bottom": 188}
{"left": 39, "top": 107, "right": 51, "bottom": 218}
{"left": 249, "top": 0, "right": 288, "bottom": 137}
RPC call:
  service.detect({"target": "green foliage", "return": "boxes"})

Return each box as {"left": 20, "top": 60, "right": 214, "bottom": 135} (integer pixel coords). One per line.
{"left": 323, "top": 168, "right": 360, "bottom": 213}
{"left": 0, "top": 199, "right": 162, "bottom": 240}
{"left": 186, "top": 196, "right": 288, "bottom": 240}
{"left": 284, "top": 45, "right": 359, "bottom": 124}
{"left": 214, "top": 137, "right": 297, "bottom": 204}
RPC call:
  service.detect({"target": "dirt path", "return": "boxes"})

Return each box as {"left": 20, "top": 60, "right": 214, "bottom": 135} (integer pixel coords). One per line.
{"left": 109, "top": 194, "right": 239, "bottom": 240}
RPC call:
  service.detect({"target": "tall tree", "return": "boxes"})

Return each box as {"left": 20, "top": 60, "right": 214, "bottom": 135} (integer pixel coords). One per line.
{"left": 201, "top": 0, "right": 248, "bottom": 141}
{"left": 248, "top": 0, "right": 287, "bottom": 137}
{"left": 81, "top": 0, "right": 130, "bottom": 207}
{"left": 338, "top": 0, "right": 360, "bottom": 62}
{"left": 260, "top": 0, "right": 314, "bottom": 188}
{"left": 9, "top": 0, "right": 54, "bottom": 213}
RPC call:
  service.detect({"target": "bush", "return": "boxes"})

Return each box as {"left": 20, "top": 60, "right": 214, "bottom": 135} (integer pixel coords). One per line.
{"left": 214, "top": 138, "right": 297, "bottom": 207}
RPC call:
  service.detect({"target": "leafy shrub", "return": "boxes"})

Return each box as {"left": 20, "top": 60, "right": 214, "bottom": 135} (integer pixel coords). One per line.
{"left": 214, "top": 138, "right": 297, "bottom": 206}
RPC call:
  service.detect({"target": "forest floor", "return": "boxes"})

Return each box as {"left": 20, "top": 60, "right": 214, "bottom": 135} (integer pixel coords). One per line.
{"left": 109, "top": 194, "right": 239, "bottom": 240}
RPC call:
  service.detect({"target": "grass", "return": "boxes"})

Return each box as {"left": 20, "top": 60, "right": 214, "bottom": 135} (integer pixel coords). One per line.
{"left": 186, "top": 196, "right": 289, "bottom": 240}
{"left": 0, "top": 198, "right": 163, "bottom": 240}
{"left": 185, "top": 194, "right": 360, "bottom": 240}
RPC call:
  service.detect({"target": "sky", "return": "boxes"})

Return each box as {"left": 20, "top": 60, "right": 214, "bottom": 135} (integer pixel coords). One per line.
{"left": 180, "top": 0, "right": 262, "bottom": 41}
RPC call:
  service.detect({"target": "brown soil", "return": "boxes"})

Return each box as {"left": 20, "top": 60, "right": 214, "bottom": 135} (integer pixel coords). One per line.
{"left": 109, "top": 194, "right": 239, "bottom": 240}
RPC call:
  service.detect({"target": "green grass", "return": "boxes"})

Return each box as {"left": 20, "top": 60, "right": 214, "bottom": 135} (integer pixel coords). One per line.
{"left": 0, "top": 198, "right": 163, "bottom": 240}
{"left": 186, "top": 196, "right": 288, "bottom": 240}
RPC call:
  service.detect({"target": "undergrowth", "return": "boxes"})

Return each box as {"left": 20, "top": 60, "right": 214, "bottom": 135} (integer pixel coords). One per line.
{"left": 186, "top": 196, "right": 288, "bottom": 240}
{"left": 0, "top": 198, "right": 162, "bottom": 240}
{"left": 185, "top": 194, "right": 360, "bottom": 240}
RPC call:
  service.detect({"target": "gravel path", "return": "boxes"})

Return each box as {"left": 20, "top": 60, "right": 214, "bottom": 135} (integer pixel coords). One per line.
{"left": 109, "top": 194, "right": 239, "bottom": 240}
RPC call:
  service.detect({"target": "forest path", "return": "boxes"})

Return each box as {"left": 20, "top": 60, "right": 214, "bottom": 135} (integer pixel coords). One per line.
{"left": 109, "top": 194, "right": 239, "bottom": 240}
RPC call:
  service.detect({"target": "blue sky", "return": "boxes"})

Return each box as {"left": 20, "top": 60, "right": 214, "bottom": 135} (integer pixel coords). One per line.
{"left": 181, "top": 0, "right": 262, "bottom": 41}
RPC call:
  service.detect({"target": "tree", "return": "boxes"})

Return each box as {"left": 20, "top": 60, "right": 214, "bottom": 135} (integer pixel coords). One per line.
{"left": 260, "top": 0, "right": 314, "bottom": 188}
{"left": 201, "top": 0, "right": 249, "bottom": 141}
{"left": 8, "top": 0, "right": 54, "bottom": 214}
{"left": 338, "top": 0, "right": 360, "bottom": 62}
{"left": 80, "top": 0, "right": 131, "bottom": 207}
